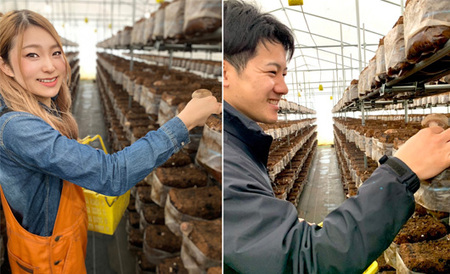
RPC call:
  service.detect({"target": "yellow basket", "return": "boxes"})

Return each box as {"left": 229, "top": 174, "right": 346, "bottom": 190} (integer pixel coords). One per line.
{"left": 79, "top": 135, "right": 130, "bottom": 235}
{"left": 83, "top": 188, "right": 130, "bottom": 235}
{"left": 317, "top": 222, "right": 378, "bottom": 274}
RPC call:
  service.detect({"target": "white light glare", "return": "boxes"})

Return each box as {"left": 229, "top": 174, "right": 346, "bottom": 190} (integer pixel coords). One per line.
{"left": 44, "top": 4, "right": 52, "bottom": 13}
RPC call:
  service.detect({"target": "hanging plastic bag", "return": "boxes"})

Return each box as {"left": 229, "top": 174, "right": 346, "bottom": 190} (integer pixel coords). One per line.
{"left": 164, "top": 0, "right": 186, "bottom": 41}
{"left": 183, "top": 0, "right": 221, "bottom": 37}
{"left": 403, "top": 0, "right": 450, "bottom": 63}
{"left": 195, "top": 117, "right": 222, "bottom": 182}
{"left": 384, "top": 16, "right": 412, "bottom": 78}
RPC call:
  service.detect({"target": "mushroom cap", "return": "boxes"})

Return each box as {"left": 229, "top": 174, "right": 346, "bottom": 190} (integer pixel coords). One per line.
{"left": 153, "top": 80, "right": 165, "bottom": 86}
{"left": 384, "top": 129, "right": 399, "bottom": 134}
{"left": 191, "top": 89, "right": 212, "bottom": 99}
{"left": 421, "top": 113, "right": 449, "bottom": 128}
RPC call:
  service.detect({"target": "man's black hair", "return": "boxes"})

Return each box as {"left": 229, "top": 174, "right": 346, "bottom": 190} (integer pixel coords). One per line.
{"left": 224, "top": 0, "right": 295, "bottom": 73}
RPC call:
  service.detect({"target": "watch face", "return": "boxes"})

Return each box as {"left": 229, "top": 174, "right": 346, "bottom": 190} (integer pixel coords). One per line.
{"left": 379, "top": 155, "right": 389, "bottom": 164}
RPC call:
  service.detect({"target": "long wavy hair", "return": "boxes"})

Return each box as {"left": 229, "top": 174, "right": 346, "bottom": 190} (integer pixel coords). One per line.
{"left": 0, "top": 10, "right": 78, "bottom": 139}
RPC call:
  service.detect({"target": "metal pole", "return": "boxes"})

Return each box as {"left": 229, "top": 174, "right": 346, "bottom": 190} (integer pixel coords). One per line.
{"left": 51, "top": 0, "right": 54, "bottom": 23}
{"left": 363, "top": 23, "right": 367, "bottom": 66}
{"left": 128, "top": 0, "right": 137, "bottom": 110}
{"left": 404, "top": 100, "right": 408, "bottom": 124}
{"left": 291, "top": 73, "right": 297, "bottom": 105}
{"left": 308, "top": 81, "right": 311, "bottom": 110}
{"left": 361, "top": 100, "right": 365, "bottom": 126}
{"left": 303, "top": 71, "right": 307, "bottom": 108}
{"left": 340, "top": 23, "right": 346, "bottom": 95}
{"left": 335, "top": 54, "right": 339, "bottom": 105}
{"left": 168, "top": 50, "right": 174, "bottom": 70}
{"left": 132, "top": 0, "right": 136, "bottom": 27}
{"left": 61, "top": 1, "right": 67, "bottom": 39}
{"left": 111, "top": 1, "right": 114, "bottom": 37}
{"left": 332, "top": 69, "right": 335, "bottom": 106}
{"left": 129, "top": 0, "right": 136, "bottom": 71}
{"left": 294, "top": 58, "right": 300, "bottom": 105}
{"left": 350, "top": 53, "right": 353, "bottom": 79}
{"left": 103, "top": 0, "right": 106, "bottom": 41}
{"left": 355, "top": 0, "right": 362, "bottom": 72}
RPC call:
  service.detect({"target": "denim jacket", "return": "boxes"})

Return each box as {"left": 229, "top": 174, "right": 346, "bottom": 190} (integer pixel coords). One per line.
{"left": 0, "top": 97, "right": 189, "bottom": 236}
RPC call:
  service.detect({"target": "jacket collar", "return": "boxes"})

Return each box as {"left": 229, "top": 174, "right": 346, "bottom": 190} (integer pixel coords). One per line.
{"left": 0, "top": 93, "right": 8, "bottom": 115}
{"left": 0, "top": 92, "right": 61, "bottom": 117}
{"left": 224, "top": 100, "right": 273, "bottom": 166}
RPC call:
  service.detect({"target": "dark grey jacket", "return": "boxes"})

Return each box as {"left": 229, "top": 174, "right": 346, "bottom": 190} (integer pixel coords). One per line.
{"left": 223, "top": 101, "right": 418, "bottom": 273}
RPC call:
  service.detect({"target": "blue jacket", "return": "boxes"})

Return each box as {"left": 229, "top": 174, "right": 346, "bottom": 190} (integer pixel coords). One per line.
{"left": 223, "top": 101, "right": 417, "bottom": 273}
{"left": 0, "top": 96, "right": 189, "bottom": 236}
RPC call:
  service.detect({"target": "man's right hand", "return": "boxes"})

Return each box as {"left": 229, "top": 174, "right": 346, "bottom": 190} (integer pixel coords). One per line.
{"left": 394, "top": 126, "right": 450, "bottom": 180}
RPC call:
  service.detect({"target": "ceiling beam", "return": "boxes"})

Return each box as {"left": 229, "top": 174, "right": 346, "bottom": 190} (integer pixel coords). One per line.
{"left": 270, "top": 7, "right": 385, "bottom": 37}
{"left": 289, "top": 67, "right": 358, "bottom": 72}
{"left": 297, "top": 44, "right": 378, "bottom": 49}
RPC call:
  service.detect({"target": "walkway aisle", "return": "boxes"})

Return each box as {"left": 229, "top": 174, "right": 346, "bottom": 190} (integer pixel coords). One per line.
{"left": 297, "top": 145, "right": 345, "bottom": 224}
{"left": 72, "top": 80, "right": 136, "bottom": 274}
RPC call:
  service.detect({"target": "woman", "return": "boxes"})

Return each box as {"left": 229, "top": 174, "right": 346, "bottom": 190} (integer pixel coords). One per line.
{"left": 0, "top": 10, "right": 221, "bottom": 273}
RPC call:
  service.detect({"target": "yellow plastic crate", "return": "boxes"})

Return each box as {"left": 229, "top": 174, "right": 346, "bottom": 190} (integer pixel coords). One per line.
{"left": 83, "top": 189, "right": 130, "bottom": 235}
{"left": 79, "top": 135, "right": 130, "bottom": 235}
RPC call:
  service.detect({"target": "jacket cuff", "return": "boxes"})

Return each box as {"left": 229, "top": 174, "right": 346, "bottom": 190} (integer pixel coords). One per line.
{"left": 160, "top": 117, "right": 190, "bottom": 152}
{"left": 379, "top": 155, "right": 420, "bottom": 193}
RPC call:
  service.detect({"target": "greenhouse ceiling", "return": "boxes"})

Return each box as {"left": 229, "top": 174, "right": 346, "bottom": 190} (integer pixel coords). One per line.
{"left": 250, "top": 0, "right": 405, "bottom": 102}
{"left": 1, "top": 0, "right": 158, "bottom": 42}
{"left": 1, "top": 0, "right": 406, "bottom": 101}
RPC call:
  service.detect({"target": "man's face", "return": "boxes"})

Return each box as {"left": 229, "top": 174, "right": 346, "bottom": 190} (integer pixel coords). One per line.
{"left": 224, "top": 41, "right": 288, "bottom": 124}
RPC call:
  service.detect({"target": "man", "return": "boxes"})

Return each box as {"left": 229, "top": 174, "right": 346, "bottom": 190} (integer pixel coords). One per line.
{"left": 223, "top": 1, "right": 450, "bottom": 273}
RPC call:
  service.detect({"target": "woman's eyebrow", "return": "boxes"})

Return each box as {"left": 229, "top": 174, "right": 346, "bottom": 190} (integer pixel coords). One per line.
{"left": 22, "top": 43, "right": 60, "bottom": 50}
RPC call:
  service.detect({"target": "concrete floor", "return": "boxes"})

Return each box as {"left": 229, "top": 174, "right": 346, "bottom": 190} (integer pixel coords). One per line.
{"left": 73, "top": 79, "right": 136, "bottom": 274}
{"left": 297, "top": 145, "right": 345, "bottom": 224}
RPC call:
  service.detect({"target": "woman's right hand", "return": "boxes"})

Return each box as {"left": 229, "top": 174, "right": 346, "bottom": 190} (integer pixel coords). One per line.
{"left": 177, "top": 96, "right": 222, "bottom": 131}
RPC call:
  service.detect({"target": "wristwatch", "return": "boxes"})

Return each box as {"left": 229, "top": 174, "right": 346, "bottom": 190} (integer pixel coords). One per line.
{"left": 379, "top": 155, "right": 420, "bottom": 193}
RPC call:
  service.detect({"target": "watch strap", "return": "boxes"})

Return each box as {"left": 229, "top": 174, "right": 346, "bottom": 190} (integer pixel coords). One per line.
{"left": 379, "top": 155, "right": 420, "bottom": 193}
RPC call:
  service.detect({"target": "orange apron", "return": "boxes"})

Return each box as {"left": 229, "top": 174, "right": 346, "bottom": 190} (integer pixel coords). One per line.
{"left": 0, "top": 181, "right": 88, "bottom": 273}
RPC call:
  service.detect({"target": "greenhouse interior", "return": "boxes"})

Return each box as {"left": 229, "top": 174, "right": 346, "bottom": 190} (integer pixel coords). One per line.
{"left": 0, "top": 0, "right": 449, "bottom": 273}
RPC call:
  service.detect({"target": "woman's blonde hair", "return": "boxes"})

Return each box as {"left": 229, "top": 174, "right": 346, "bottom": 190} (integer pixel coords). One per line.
{"left": 0, "top": 10, "right": 78, "bottom": 139}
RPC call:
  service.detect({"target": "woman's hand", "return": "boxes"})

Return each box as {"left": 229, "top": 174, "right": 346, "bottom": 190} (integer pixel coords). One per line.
{"left": 177, "top": 96, "right": 222, "bottom": 131}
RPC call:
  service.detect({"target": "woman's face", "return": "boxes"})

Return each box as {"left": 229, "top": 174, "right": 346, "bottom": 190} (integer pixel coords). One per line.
{"left": 2, "top": 25, "right": 66, "bottom": 106}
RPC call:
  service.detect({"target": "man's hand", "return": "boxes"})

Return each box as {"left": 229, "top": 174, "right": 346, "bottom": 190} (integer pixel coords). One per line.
{"left": 394, "top": 126, "right": 450, "bottom": 180}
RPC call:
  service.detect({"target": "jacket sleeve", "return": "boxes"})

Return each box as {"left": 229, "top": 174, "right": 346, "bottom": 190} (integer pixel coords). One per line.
{"left": 0, "top": 112, "right": 189, "bottom": 196}
{"left": 224, "top": 148, "right": 416, "bottom": 273}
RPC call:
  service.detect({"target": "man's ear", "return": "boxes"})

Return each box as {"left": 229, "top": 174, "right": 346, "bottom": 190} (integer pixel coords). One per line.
{"left": 223, "top": 60, "right": 231, "bottom": 88}
{"left": 0, "top": 57, "right": 14, "bottom": 77}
